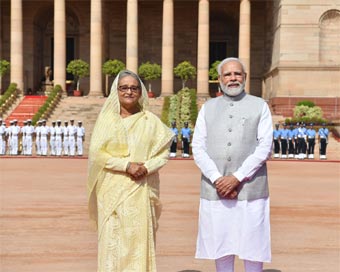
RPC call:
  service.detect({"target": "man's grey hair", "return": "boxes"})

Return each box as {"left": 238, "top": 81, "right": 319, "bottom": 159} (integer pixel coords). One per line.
{"left": 217, "top": 57, "right": 247, "bottom": 76}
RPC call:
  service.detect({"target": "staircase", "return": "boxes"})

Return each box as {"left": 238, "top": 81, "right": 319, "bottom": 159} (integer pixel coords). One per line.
{"left": 47, "top": 96, "right": 106, "bottom": 155}
{"left": 5, "top": 96, "right": 47, "bottom": 125}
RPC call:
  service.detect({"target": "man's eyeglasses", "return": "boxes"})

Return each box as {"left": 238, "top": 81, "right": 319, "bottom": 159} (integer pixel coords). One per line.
{"left": 118, "top": 85, "right": 141, "bottom": 93}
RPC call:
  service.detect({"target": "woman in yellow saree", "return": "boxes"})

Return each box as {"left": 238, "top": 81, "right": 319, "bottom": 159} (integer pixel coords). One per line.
{"left": 88, "top": 70, "right": 174, "bottom": 272}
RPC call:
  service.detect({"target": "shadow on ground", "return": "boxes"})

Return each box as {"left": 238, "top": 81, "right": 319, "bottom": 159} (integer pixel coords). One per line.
{"left": 178, "top": 270, "right": 201, "bottom": 272}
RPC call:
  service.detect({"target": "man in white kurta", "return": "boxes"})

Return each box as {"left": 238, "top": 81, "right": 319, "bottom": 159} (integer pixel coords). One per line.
{"left": 192, "top": 58, "right": 273, "bottom": 272}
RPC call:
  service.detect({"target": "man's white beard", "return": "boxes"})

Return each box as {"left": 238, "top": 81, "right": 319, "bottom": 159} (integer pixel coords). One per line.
{"left": 220, "top": 81, "right": 245, "bottom": 96}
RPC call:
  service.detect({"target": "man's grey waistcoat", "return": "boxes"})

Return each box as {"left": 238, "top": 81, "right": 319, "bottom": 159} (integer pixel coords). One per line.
{"left": 201, "top": 92, "right": 269, "bottom": 201}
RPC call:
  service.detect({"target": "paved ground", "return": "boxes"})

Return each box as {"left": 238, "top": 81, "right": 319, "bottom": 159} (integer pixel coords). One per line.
{"left": 0, "top": 158, "right": 339, "bottom": 272}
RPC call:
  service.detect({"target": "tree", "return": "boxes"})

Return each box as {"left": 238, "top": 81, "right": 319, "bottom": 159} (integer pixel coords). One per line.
{"left": 66, "top": 59, "right": 90, "bottom": 91}
{"left": 102, "top": 59, "right": 125, "bottom": 96}
{"left": 209, "top": 60, "right": 222, "bottom": 96}
{"left": 174, "top": 61, "right": 196, "bottom": 89}
{"left": 209, "top": 60, "right": 221, "bottom": 80}
{"left": 102, "top": 59, "right": 125, "bottom": 77}
{"left": 138, "top": 61, "right": 162, "bottom": 93}
{"left": 0, "top": 59, "right": 10, "bottom": 94}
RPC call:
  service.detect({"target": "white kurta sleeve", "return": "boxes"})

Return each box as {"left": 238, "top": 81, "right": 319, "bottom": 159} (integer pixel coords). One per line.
{"left": 192, "top": 105, "right": 222, "bottom": 184}
{"left": 233, "top": 103, "right": 273, "bottom": 182}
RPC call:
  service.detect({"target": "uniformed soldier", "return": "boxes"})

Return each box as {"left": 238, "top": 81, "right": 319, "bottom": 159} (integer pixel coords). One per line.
{"left": 40, "top": 119, "right": 49, "bottom": 156}
{"left": 181, "top": 121, "right": 191, "bottom": 158}
{"left": 68, "top": 119, "right": 77, "bottom": 156}
{"left": 55, "top": 120, "right": 63, "bottom": 156}
{"left": 8, "top": 121, "right": 14, "bottom": 155}
{"left": 306, "top": 123, "right": 316, "bottom": 159}
{"left": 280, "top": 123, "right": 289, "bottom": 159}
{"left": 318, "top": 123, "right": 329, "bottom": 160}
{"left": 297, "top": 122, "right": 307, "bottom": 159}
{"left": 49, "top": 121, "right": 56, "bottom": 156}
{"left": 287, "top": 123, "right": 296, "bottom": 158}
{"left": 273, "top": 123, "right": 281, "bottom": 158}
{"left": 35, "top": 120, "right": 42, "bottom": 155}
{"left": 63, "top": 121, "right": 69, "bottom": 156}
{"left": 76, "top": 121, "right": 85, "bottom": 156}
{"left": 25, "top": 119, "right": 35, "bottom": 156}
{"left": 21, "top": 120, "right": 28, "bottom": 155}
{"left": 169, "top": 121, "right": 179, "bottom": 158}
{"left": 0, "top": 119, "right": 5, "bottom": 155}
{"left": 11, "top": 120, "right": 21, "bottom": 155}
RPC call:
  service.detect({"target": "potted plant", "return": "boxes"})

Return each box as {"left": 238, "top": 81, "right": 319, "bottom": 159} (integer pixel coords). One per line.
{"left": 66, "top": 59, "right": 90, "bottom": 96}
{"left": 174, "top": 61, "right": 196, "bottom": 89}
{"left": 0, "top": 59, "right": 10, "bottom": 95}
{"left": 102, "top": 59, "right": 125, "bottom": 96}
{"left": 209, "top": 60, "right": 222, "bottom": 96}
{"left": 138, "top": 61, "right": 162, "bottom": 98}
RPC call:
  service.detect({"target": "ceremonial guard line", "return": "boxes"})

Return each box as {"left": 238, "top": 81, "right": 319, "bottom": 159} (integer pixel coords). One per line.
{"left": 0, "top": 118, "right": 85, "bottom": 157}
{"left": 272, "top": 122, "right": 329, "bottom": 160}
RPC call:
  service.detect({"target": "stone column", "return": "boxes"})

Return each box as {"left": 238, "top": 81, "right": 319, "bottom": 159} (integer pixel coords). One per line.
{"left": 54, "top": 0, "right": 66, "bottom": 92}
{"left": 10, "top": 0, "right": 24, "bottom": 93}
{"left": 161, "top": 0, "right": 174, "bottom": 96}
{"left": 126, "top": 0, "right": 138, "bottom": 73}
{"left": 197, "top": 0, "right": 209, "bottom": 96}
{"left": 238, "top": 0, "right": 251, "bottom": 93}
{"left": 90, "top": 0, "right": 103, "bottom": 96}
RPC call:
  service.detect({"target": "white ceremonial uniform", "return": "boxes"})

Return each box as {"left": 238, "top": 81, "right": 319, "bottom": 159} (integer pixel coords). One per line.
{"left": 49, "top": 125, "right": 56, "bottom": 156}
{"left": 40, "top": 125, "right": 49, "bottom": 156}
{"left": 68, "top": 125, "right": 77, "bottom": 156}
{"left": 0, "top": 124, "right": 6, "bottom": 155}
{"left": 63, "top": 125, "right": 69, "bottom": 155}
{"left": 25, "top": 125, "right": 35, "bottom": 155}
{"left": 192, "top": 103, "right": 272, "bottom": 263}
{"left": 35, "top": 126, "right": 41, "bottom": 155}
{"left": 21, "top": 125, "right": 27, "bottom": 155}
{"left": 11, "top": 125, "right": 20, "bottom": 155}
{"left": 76, "top": 125, "right": 85, "bottom": 156}
{"left": 55, "top": 126, "right": 63, "bottom": 156}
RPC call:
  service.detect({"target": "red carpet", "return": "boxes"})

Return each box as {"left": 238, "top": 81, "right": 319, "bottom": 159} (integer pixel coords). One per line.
{"left": 5, "top": 95, "right": 47, "bottom": 125}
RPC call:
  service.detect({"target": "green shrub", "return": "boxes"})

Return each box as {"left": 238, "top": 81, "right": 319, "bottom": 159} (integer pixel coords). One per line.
{"left": 161, "top": 96, "right": 170, "bottom": 125}
{"left": 161, "top": 87, "right": 198, "bottom": 137}
{"left": 0, "top": 83, "right": 17, "bottom": 106}
{"left": 296, "top": 100, "right": 315, "bottom": 107}
{"left": 32, "top": 85, "right": 62, "bottom": 125}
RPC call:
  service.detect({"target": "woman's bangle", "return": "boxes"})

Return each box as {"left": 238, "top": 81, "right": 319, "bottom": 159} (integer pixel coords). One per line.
{"left": 126, "top": 162, "right": 131, "bottom": 172}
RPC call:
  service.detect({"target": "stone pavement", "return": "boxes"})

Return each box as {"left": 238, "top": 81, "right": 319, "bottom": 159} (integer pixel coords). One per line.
{"left": 0, "top": 158, "right": 339, "bottom": 272}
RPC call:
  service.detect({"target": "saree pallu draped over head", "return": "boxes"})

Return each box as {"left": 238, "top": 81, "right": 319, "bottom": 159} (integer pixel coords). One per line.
{"left": 87, "top": 70, "right": 174, "bottom": 272}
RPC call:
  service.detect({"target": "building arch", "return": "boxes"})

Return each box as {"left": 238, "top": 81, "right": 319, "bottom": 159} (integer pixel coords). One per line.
{"left": 319, "top": 9, "right": 340, "bottom": 63}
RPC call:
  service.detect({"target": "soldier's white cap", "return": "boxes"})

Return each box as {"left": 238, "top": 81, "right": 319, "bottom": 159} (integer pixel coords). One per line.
{"left": 57, "top": 120, "right": 61, "bottom": 122}
{"left": 10, "top": 121, "right": 14, "bottom": 124}
{"left": 23, "top": 120, "right": 27, "bottom": 124}
{"left": 27, "top": 119, "right": 32, "bottom": 122}
{"left": 78, "top": 121, "right": 82, "bottom": 123}
{"left": 13, "top": 119, "right": 18, "bottom": 122}
{"left": 38, "top": 120, "right": 42, "bottom": 123}
{"left": 64, "top": 120, "right": 68, "bottom": 123}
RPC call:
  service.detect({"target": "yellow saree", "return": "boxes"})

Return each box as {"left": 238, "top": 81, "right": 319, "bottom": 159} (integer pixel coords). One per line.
{"left": 88, "top": 71, "right": 173, "bottom": 272}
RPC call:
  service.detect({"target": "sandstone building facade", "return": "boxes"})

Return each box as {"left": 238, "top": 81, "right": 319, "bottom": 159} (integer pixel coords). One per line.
{"left": 0, "top": 0, "right": 339, "bottom": 118}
